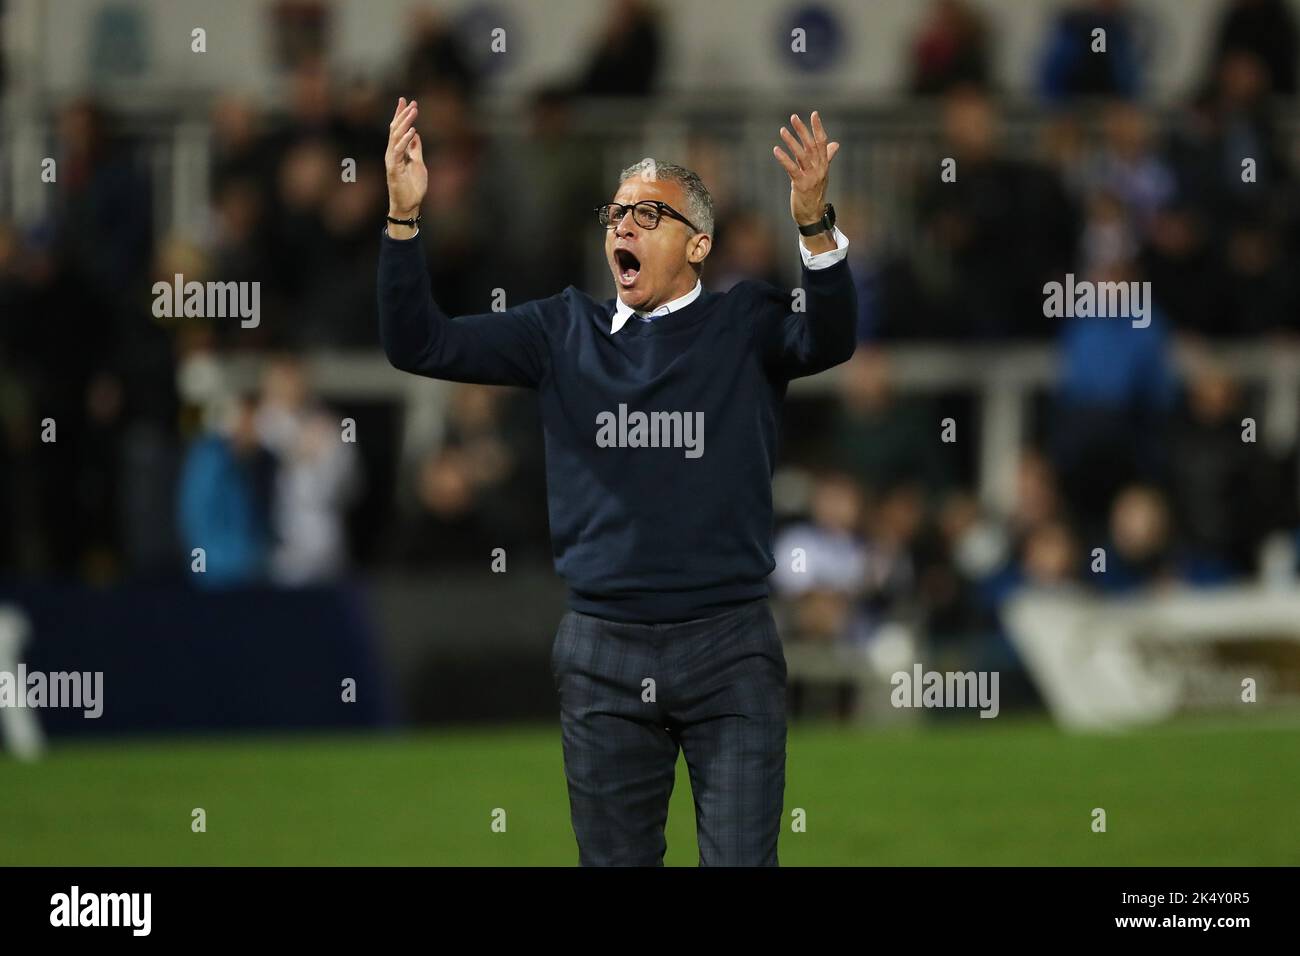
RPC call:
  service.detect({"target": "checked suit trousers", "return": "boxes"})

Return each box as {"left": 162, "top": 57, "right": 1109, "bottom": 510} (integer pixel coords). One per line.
{"left": 550, "top": 596, "right": 788, "bottom": 866}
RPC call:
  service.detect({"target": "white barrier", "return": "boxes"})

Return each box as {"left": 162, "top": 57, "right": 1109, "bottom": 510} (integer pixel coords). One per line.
{"left": 0, "top": 605, "right": 46, "bottom": 761}
{"left": 1004, "top": 585, "right": 1300, "bottom": 730}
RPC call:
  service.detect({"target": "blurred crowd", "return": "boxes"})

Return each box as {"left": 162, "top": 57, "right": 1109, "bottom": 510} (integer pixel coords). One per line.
{"left": 769, "top": 0, "right": 1300, "bottom": 701}
{"left": 2, "top": 0, "right": 1300, "bottom": 686}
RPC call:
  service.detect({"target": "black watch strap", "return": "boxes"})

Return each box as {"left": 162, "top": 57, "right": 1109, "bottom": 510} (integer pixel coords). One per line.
{"left": 386, "top": 214, "right": 422, "bottom": 228}
{"left": 797, "top": 203, "right": 835, "bottom": 237}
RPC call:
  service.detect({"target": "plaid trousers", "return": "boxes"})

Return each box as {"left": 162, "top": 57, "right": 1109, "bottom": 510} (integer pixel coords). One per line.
{"left": 550, "top": 596, "right": 788, "bottom": 866}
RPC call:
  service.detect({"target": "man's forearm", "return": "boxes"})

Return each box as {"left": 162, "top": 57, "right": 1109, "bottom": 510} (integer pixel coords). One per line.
{"left": 377, "top": 231, "right": 549, "bottom": 388}
{"left": 377, "top": 230, "right": 440, "bottom": 373}
{"left": 800, "top": 258, "right": 858, "bottom": 368}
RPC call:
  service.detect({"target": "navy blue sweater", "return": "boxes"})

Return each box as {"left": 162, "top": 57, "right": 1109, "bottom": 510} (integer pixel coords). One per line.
{"left": 378, "top": 230, "right": 857, "bottom": 623}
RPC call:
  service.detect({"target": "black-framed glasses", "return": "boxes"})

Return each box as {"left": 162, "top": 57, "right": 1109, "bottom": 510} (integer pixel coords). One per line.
{"left": 595, "top": 200, "right": 700, "bottom": 234}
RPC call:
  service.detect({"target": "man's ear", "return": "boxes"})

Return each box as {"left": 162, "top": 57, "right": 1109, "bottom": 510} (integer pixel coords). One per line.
{"left": 688, "top": 233, "right": 711, "bottom": 265}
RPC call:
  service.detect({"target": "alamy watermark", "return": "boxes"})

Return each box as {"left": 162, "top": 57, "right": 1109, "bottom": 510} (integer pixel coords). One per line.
{"left": 891, "top": 664, "right": 999, "bottom": 718}
{"left": 50, "top": 886, "right": 150, "bottom": 936}
{"left": 0, "top": 665, "right": 103, "bottom": 718}
{"left": 1042, "top": 273, "right": 1151, "bottom": 328}
{"left": 152, "top": 273, "right": 260, "bottom": 328}
{"left": 595, "top": 403, "right": 704, "bottom": 459}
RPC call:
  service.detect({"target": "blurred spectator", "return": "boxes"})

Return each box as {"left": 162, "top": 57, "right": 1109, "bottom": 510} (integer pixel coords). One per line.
{"left": 208, "top": 177, "right": 269, "bottom": 343}
{"left": 298, "top": 157, "right": 385, "bottom": 348}
{"left": 1077, "top": 187, "right": 1139, "bottom": 275}
{"left": 269, "top": 0, "right": 330, "bottom": 70}
{"left": 913, "top": 490, "right": 1007, "bottom": 644}
{"left": 210, "top": 95, "right": 275, "bottom": 193}
{"left": 1021, "top": 520, "right": 1081, "bottom": 588}
{"left": 255, "top": 357, "right": 361, "bottom": 586}
{"left": 0, "top": 221, "right": 120, "bottom": 576}
{"left": 266, "top": 135, "right": 334, "bottom": 341}
{"left": 707, "top": 208, "right": 782, "bottom": 290}
{"left": 1209, "top": 0, "right": 1297, "bottom": 96}
{"left": 1221, "top": 207, "right": 1299, "bottom": 336}
{"left": 1038, "top": 0, "right": 1144, "bottom": 102}
{"left": 1102, "top": 486, "right": 1175, "bottom": 590}
{"left": 683, "top": 134, "right": 738, "bottom": 227}
{"left": 54, "top": 98, "right": 153, "bottom": 301}
{"left": 177, "top": 394, "right": 275, "bottom": 588}
{"left": 919, "top": 87, "right": 1077, "bottom": 339}
{"left": 1085, "top": 101, "right": 1176, "bottom": 235}
{"left": 1039, "top": 113, "right": 1091, "bottom": 196}
{"left": 836, "top": 199, "right": 930, "bottom": 342}
{"left": 398, "top": 446, "right": 492, "bottom": 566}
{"left": 1098, "top": 483, "right": 1229, "bottom": 591}
{"left": 1051, "top": 194, "right": 1178, "bottom": 536}
{"left": 1140, "top": 202, "right": 1223, "bottom": 336}
{"left": 976, "top": 465, "right": 1077, "bottom": 603}
{"left": 977, "top": 517, "right": 1081, "bottom": 613}
{"left": 394, "top": 384, "right": 547, "bottom": 567}
{"left": 860, "top": 483, "right": 925, "bottom": 637}
{"left": 1212, "top": 49, "right": 1291, "bottom": 193}
{"left": 1168, "top": 362, "right": 1276, "bottom": 573}
{"left": 909, "top": 0, "right": 991, "bottom": 96}
{"left": 275, "top": 55, "right": 335, "bottom": 146}
{"left": 334, "top": 73, "right": 389, "bottom": 171}
{"left": 403, "top": 8, "right": 480, "bottom": 97}
{"left": 502, "top": 87, "right": 602, "bottom": 302}
{"left": 576, "top": 0, "right": 662, "bottom": 97}
{"left": 1007, "top": 450, "right": 1065, "bottom": 547}
{"left": 413, "top": 83, "right": 513, "bottom": 317}
{"left": 772, "top": 470, "right": 870, "bottom": 644}
{"left": 1170, "top": 50, "right": 1291, "bottom": 223}
{"left": 831, "top": 349, "right": 951, "bottom": 498}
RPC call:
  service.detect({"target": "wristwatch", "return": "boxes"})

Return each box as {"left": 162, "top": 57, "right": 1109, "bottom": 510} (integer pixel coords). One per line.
{"left": 797, "top": 203, "right": 836, "bottom": 237}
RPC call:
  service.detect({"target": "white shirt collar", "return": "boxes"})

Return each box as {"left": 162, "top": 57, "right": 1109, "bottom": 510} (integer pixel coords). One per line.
{"left": 610, "top": 280, "right": 702, "bottom": 335}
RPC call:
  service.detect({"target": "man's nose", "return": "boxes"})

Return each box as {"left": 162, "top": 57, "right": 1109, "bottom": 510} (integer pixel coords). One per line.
{"left": 615, "top": 209, "right": 638, "bottom": 236}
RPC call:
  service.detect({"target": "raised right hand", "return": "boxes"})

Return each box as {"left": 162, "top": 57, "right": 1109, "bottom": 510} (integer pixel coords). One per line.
{"left": 385, "top": 97, "right": 427, "bottom": 227}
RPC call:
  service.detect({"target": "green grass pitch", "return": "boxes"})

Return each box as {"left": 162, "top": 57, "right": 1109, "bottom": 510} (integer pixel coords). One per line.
{"left": 3, "top": 716, "right": 1297, "bottom": 866}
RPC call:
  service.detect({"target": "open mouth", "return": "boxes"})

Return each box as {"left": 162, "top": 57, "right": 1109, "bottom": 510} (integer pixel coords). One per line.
{"left": 614, "top": 249, "right": 641, "bottom": 287}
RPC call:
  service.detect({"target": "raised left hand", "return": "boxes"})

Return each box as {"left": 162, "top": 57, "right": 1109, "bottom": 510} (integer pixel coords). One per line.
{"left": 773, "top": 111, "right": 840, "bottom": 227}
